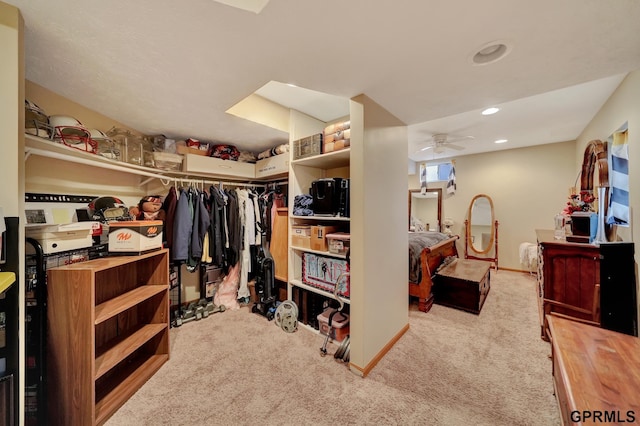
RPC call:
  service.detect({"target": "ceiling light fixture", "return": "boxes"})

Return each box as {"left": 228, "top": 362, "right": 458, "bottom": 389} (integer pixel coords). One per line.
{"left": 482, "top": 107, "right": 500, "bottom": 115}
{"left": 469, "top": 40, "right": 513, "bottom": 66}
{"left": 494, "top": 139, "right": 508, "bottom": 144}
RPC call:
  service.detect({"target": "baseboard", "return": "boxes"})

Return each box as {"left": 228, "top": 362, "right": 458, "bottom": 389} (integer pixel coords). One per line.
{"left": 349, "top": 322, "right": 410, "bottom": 377}
{"left": 499, "top": 267, "right": 535, "bottom": 275}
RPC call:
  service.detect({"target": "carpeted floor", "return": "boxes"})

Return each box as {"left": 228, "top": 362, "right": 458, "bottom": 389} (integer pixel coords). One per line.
{"left": 105, "top": 270, "right": 559, "bottom": 426}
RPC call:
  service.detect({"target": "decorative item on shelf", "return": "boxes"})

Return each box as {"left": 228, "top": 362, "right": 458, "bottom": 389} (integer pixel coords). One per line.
{"left": 25, "top": 99, "right": 53, "bottom": 139}
{"left": 442, "top": 218, "right": 454, "bottom": 235}
{"left": 554, "top": 213, "right": 566, "bottom": 240}
{"left": 562, "top": 189, "right": 596, "bottom": 243}
{"left": 129, "top": 195, "right": 166, "bottom": 221}
{"left": 562, "top": 190, "right": 595, "bottom": 215}
{"left": 50, "top": 115, "right": 98, "bottom": 154}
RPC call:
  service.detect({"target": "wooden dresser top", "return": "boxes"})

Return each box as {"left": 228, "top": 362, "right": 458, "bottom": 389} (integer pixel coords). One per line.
{"left": 547, "top": 315, "right": 640, "bottom": 412}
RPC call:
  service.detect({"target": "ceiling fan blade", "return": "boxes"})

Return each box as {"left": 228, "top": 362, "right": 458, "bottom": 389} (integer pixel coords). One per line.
{"left": 446, "top": 135, "right": 475, "bottom": 144}
{"left": 420, "top": 145, "right": 434, "bottom": 152}
{"left": 447, "top": 144, "right": 465, "bottom": 151}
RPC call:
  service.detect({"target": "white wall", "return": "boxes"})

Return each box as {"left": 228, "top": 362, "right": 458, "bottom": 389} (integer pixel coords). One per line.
{"left": 350, "top": 94, "right": 408, "bottom": 375}
{"left": 410, "top": 140, "right": 577, "bottom": 270}
{"left": 0, "top": 3, "right": 25, "bottom": 424}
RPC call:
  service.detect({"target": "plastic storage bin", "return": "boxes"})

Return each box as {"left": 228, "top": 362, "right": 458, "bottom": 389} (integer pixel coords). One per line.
{"left": 153, "top": 152, "right": 183, "bottom": 171}
{"left": 291, "top": 225, "right": 311, "bottom": 248}
{"left": 327, "top": 232, "right": 350, "bottom": 255}
{"left": 317, "top": 308, "right": 349, "bottom": 342}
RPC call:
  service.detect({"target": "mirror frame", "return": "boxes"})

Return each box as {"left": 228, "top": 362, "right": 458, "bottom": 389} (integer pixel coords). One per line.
{"left": 580, "top": 139, "right": 608, "bottom": 191}
{"left": 466, "top": 194, "right": 495, "bottom": 254}
{"left": 408, "top": 188, "right": 442, "bottom": 232}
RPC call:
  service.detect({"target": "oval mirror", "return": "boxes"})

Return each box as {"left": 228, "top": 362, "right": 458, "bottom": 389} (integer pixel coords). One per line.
{"left": 468, "top": 194, "right": 494, "bottom": 253}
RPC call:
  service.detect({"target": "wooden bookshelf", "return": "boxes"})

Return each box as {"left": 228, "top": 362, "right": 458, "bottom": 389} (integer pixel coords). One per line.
{"left": 47, "top": 249, "right": 170, "bottom": 425}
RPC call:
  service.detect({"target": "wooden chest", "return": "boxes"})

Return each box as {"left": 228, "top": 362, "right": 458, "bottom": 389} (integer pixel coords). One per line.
{"left": 434, "top": 259, "right": 491, "bottom": 314}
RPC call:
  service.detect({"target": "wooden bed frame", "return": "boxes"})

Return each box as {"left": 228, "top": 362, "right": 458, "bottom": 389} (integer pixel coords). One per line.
{"left": 409, "top": 235, "right": 459, "bottom": 312}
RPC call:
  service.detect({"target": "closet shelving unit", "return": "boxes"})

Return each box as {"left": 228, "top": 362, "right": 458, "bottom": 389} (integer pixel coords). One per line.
{"left": 286, "top": 98, "right": 409, "bottom": 376}
{"left": 24, "top": 133, "right": 290, "bottom": 183}
{"left": 23, "top": 132, "right": 291, "bottom": 422}
{"left": 287, "top": 115, "right": 352, "bottom": 330}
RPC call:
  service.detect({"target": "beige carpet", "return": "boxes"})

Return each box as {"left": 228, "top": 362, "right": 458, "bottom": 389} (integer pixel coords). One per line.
{"left": 106, "top": 270, "right": 559, "bottom": 426}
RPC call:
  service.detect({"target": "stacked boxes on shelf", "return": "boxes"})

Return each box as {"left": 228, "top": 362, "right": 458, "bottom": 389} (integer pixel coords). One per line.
{"left": 322, "top": 120, "right": 350, "bottom": 153}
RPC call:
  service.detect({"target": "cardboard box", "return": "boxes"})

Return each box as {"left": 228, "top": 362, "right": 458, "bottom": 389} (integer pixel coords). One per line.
{"left": 291, "top": 225, "right": 311, "bottom": 249}
{"left": 108, "top": 220, "right": 163, "bottom": 255}
{"left": 310, "top": 225, "right": 339, "bottom": 252}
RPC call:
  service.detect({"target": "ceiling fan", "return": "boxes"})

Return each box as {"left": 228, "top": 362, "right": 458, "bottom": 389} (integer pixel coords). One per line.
{"left": 417, "top": 133, "right": 475, "bottom": 154}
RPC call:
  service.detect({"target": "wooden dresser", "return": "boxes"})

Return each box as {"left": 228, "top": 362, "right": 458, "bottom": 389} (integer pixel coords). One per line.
{"left": 536, "top": 230, "right": 638, "bottom": 340}
{"left": 547, "top": 315, "right": 640, "bottom": 425}
{"left": 536, "top": 230, "right": 601, "bottom": 340}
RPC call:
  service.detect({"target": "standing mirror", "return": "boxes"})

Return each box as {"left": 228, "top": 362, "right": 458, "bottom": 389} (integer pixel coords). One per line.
{"left": 464, "top": 194, "right": 499, "bottom": 269}
{"left": 408, "top": 188, "right": 442, "bottom": 232}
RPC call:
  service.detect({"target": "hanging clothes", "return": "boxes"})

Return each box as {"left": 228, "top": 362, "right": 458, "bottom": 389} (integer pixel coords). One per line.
{"left": 162, "top": 186, "right": 178, "bottom": 252}
{"left": 236, "top": 189, "right": 251, "bottom": 300}
{"left": 190, "top": 188, "right": 210, "bottom": 268}
{"left": 250, "top": 190, "right": 262, "bottom": 247}
{"left": 208, "top": 186, "right": 227, "bottom": 268}
{"left": 225, "top": 189, "right": 241, "bottom": 267}
{"left": 172, "top": 188, "right": 193, "bottom": 262}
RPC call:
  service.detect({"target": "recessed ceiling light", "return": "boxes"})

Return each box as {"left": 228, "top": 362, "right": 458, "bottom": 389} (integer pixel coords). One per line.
{"left": 482, "top": 107, "right": 500, "bottom": 115}
{"left": 469, "top": 40, "right": 513, "bottom": 66}
{"left": 494, "top": 139, "right": 508, "bottom": 144}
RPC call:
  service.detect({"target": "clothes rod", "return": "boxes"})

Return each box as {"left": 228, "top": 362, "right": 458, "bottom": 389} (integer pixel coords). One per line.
{"left": 174, "top": 178, "right": 267, "bottom": 188}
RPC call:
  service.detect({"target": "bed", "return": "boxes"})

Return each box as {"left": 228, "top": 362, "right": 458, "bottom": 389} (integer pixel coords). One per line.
{"left": 409, "top": 231, "right": 459, "bottom": 312}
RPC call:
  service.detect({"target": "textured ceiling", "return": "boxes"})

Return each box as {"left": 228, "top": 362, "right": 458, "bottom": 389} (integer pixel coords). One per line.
{"left": 7, "top": 0, "right": 640, "bottom": 158}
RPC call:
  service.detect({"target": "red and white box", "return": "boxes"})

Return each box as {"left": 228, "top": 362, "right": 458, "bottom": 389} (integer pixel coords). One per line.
{"left": 108, "top": 220, "right": 163, "bottom": 255}
{"left": 317, "top": 308, "right": 350, "bottom": 342}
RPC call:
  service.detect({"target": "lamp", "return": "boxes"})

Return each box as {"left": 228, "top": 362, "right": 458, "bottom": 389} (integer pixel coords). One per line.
{"left": 442, "top": 218, "right": 454, "bottom": 235}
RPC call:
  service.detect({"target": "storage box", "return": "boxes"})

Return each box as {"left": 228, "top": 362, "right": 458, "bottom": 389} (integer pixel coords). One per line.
{"left": 291, "top": 225, "right": 311, "bottom": 248}
{"left": 302, "top": 252, "right": 349, "bottom": 297}
{"left": 108, "top": 220, "right": 163, "bottom": 255}
{"left": 327, "top": 232, "right": 350, "bottom": 255}
{"left": 25, "top": 222, "right": 98, "bottom": 254}
{"left": 317, "top": 308, "right": 350, "bottom": 342}
{"left": 183, "top": 153, "right": 255, "bottom": 178}
{"left": 310, "top": 225, "right": 339, "bottom": 251}
{"left": 434, "top": 259, "right": 490, "bottom": 314}
{"left": 292, "top": 133, "right": 323, "bottom": 160}
{"left": 153, "top": 152, "right": 183, "bottom": 171}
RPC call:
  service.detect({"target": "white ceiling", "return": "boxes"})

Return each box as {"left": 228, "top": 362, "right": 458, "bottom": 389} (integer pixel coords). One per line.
{"left": 7, "top": 0, "right": 640, "bottom": 160}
